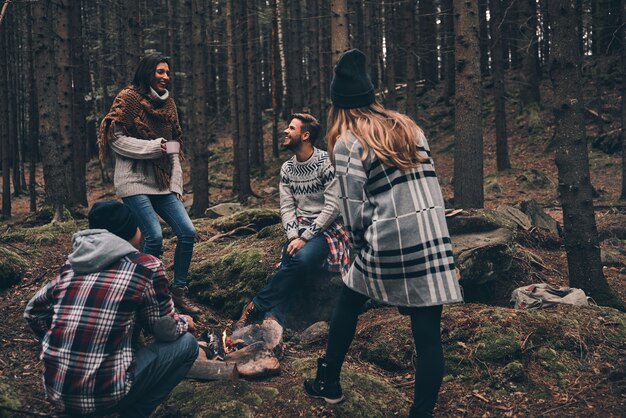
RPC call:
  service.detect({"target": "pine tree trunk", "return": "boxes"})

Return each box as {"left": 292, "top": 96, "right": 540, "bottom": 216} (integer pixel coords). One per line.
{"left": 453, "top": 0, "right": 484, "bottom": 208}
{"left": 441, "top": 0, "right": 455, "bottom": 98}
{"left": 269, "top": 0, "right": 281, "bottom": 158}
{"left": 331, "top": 0, "right": 350, "bottom": 65}
{"left": 1, "top": 22, "right": 11, "bottom": 218}
{"left": 247, "top": 0, "right": 262, "bottom": 170}
{"left": 518, "top": 0, "right": 541, "bottom": 109}
{"left": 124, "top": 0, "right": 142, "bottom": 81}
{"left": 384, "top": 2, "right": 396, "bottom": 108}
{"left": 478, "top": 0, "right": 490, "bottom": 77}
{"left": 190, "top": 0, "right": 209, "bottom": 216}
{"left": 418, "top": 0, "right": 438, "bottom": 88}
{"left": 33, "top": 0, "right": 69, "bottom": 220}
{"left": 69, "top": 0, "right": 89, "bottom": 207}
{"left": 548, "top": 0, "right": 624, "bottom": 310}
{"left": 621, "top": 0, "right": 626, "bottom": 200}
{"left": 490, "top": 0, "right": 511, "bottom": 171}
{"left": 404, "top": 1, "right": 418, "bottom": 120}
{"left": 226, "top": 0, "right": 240, "bottom": 192}
{"left": 308, "top": 0, "right": 322, "bottom": 123}
{"left": 26, "top": 3, "right": 38, "bottom": 213}
{"left": 7, "top": 15, "right": 20, "bottom": 198}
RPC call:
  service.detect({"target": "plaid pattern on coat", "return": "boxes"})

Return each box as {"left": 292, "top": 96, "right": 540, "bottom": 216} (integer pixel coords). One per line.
{"left": 333, "top": 132, "right": 463, "bottom": 307}
{"left": 23, "top": 252, "right": 188, "bottom": 415}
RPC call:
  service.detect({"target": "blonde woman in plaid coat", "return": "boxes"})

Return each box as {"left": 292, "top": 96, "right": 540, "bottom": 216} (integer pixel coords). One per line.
{"left": 304, "top": 49, "right": 462, "bottom": 418}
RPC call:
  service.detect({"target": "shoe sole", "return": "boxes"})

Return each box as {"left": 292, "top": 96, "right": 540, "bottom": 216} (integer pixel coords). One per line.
{"left": 307, "top": 393, "right": 345, "bottom": 405}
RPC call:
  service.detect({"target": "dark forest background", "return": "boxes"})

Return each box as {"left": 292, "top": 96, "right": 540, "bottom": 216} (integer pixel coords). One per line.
{"left": 0, "top": 0, "right": 625, "bottom": 309}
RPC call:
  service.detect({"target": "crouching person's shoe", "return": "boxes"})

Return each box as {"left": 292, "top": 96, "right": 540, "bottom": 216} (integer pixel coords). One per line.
{"left": 304, "top": 357, "right": 344, "bottom": 404}
{"left": 170, "top": 286, "right": 202, "bottom": 315}
{"left": 234, "top": 301, "right": 261, "bottom": 329}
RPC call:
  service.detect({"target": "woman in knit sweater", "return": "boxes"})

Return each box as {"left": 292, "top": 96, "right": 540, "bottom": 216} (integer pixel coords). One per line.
{"left": 303, "top": 49, "right": 462, "bottom": 418}
{"left": 98, "top": 54, "right": 200, "bottom": 315}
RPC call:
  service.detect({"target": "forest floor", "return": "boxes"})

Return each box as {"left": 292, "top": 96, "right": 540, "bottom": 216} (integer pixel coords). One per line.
{"left": 0, "top": 76, "right": 625, "bottom": 417}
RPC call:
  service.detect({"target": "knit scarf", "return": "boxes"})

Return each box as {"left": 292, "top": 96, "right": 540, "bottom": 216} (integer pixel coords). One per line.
{"left": 98, "top": 86, "right": 184, "bottom": 190}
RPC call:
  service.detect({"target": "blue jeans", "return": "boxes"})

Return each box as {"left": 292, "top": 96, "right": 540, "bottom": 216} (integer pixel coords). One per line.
{"left": 117, "top": 333, "right": 199, "bottom": 418}
{"left": 253, "top": 234, "right": 329, "bottom": 324}
{"left": 123, "top": 193, "right": 196, "bottom": 288}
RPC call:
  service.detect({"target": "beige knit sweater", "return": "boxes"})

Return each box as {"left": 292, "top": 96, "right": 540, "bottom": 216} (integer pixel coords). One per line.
{"left": 109, "top": 88, "right": 183, "bottom": 197}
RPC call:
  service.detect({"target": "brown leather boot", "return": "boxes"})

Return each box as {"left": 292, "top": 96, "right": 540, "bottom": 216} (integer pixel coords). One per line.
{"left": 170, "top": 287, "right": 202, "bottom": 315}
{"left": 234, "top": 301, "right": 261, "bottom": 329}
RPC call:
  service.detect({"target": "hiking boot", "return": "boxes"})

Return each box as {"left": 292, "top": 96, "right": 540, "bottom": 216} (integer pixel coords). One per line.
{"left": 304, "top": 357, "right": 344, "bottom": 404}
{"left": 170, "top": 286, "right": 202, "bottom": 315}
{"left": 234, "top": 301, "right": 261, "bottom": 329}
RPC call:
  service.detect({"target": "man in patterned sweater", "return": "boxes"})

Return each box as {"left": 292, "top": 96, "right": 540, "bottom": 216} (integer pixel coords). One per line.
{"left": 236, "top": 113, "right": 350, "bottom": 328}
{"left": 24, "top": 201, "right": 199, "bottom": 417}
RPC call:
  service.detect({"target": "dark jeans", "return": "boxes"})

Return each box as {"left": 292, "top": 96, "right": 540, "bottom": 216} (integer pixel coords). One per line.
{"left": 253, "top": 234, "right": 329, "bottom": 324}
{"left": 116, "top": 333, "right": 199, "bottom": 418}
{"left": 123, "top": 193, "right": 196, "bottom": 288}
{"left": 326, "top": 285, "right": 444, "bottom": 417}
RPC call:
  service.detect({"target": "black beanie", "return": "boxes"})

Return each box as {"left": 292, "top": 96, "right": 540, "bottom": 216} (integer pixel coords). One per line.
{"left": 88, "top": 201, "right": 138, "bottom": 241}
{"left": 331, "top": 48, "right": 375, "bottom": 109}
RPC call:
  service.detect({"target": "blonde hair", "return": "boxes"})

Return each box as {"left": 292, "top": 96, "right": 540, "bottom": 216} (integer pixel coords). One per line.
{"left": 326, "top": 103, "right": 429, "bottom": 170}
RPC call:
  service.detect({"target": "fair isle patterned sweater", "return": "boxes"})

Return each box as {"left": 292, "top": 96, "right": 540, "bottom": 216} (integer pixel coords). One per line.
{"left": 279, "top": 147, "right": 340, "bottom": 241}
{"left": 333, "top": 132, "right": 463, "bottom": 307}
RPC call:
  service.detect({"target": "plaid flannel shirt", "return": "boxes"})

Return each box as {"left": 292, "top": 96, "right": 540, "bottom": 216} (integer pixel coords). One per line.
{"left": 298, "top": 217, "right": 351, "bottom": 278}
{"left": 24, "top": 252, "right": 188, "bottom": 415}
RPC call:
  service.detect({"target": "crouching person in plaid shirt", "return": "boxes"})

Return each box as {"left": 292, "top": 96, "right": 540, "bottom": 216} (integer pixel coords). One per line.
{"left": 235, "top": 113, "right": 350, "bottom": 329}
{"left": 24, "top": 201, "right": 199, "bottom": 417}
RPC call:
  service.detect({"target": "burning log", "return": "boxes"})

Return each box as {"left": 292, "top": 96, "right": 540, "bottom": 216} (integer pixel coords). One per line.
{"left": 186, "top": 347, "right": 239, "bottom": 381}
{"left": 224, "top": 341, "right": 280, "bottom": 377}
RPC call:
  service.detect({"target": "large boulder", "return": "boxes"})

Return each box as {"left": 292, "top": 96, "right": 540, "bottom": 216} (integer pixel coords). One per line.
{"left": 209, "top": 208, "right": 280, "bottom": 233}
{"left": 0, "top": 247, "right": 28, "bottom": 290}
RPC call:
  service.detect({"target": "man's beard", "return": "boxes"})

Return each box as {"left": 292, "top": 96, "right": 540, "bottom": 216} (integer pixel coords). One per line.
{"left": 283, "top": 136, "right": 302, "bottom": 151}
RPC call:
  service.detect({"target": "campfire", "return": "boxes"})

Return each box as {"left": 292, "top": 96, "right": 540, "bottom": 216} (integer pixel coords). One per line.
{"left": 188, "top": 319, "right": 284, "bottom": 380}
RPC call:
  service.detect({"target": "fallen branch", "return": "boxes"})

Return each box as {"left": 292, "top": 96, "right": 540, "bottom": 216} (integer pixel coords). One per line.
{"left": 207, "top": 224, "right": 257, "bottom": 243}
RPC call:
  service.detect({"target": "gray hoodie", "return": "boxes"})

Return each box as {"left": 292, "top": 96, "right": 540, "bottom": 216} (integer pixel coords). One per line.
{"left": 68, "top": 229, "right": 138, "bottom": 274}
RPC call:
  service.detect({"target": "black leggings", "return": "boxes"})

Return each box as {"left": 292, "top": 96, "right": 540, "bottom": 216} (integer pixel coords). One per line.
{"left": 326, "top": 285, "right": 444, "bottom": 416}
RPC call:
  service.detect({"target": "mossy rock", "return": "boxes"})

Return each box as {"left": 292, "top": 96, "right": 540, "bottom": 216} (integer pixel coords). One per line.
{"left": 293, "top": 357, "right": 411, "bottom": 416}
{"left": 154, "top": 380, "right": 261, "bottom": 418}
{"left": 591, "top": 129, "right": 621, "bottom": 155}
{"left": 446, "top": 208, "right": 518, "bottom": 235}
{"left": 474, "top": 326, "right": 521, "bottom": 363}
{"left": 1, "top": 220, "right": 77, "bottom": 246}
{"left": 0, "top": 247, "right": 28, "bottom": 290}
{"left": 502, "top": 361, "right": 527, "bottom": 383}
{"left": 515, "top": 169, "right": 551, "bottom": 190}
{"left": 209, "top": 208, "right": 280, "bottom": 232}
{"left": 0, "top": 375, "right": 21, "bottom": 417}
{"left": 22, "top": 205, "right": 74, "bottom": 227}
{"left": 360, "top": 339, "right": 412, "bottom": 372}
{"left": 188, "top": 248, "right": 275, "bottom": 319}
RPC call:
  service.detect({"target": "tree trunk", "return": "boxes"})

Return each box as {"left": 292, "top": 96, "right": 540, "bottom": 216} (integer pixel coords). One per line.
{"left": 247, "top": 0, "right": 263, "bottom": 171}
{"left": 418, "top": 0, "right": 438, "bottom": 88}
{"left": 226, "top": 0, "right": 240, "bottom": 191}
{"left": 478, "top": 0, "right": 490, "bottom": 77}
{"left": 69, "top": 0, "right": 89, "bottom": 207}
{"left": 33, "top": 0, "right": 69, "bottom": 220}
{"left": 621, "top": 0, "right": 626, "bottom": 200}
{"left": 331, "top": 0, "right": 350, "bottom": 65}
{"left": 384, "top": 1, "right": 396, "bottom": 108}
{"left": 404, "top": 1, "right": 418, "bottom": 120}
{"left": 235, "top": 0, "right": 252, "bottom": 200}
{"left": 548, "top": 0, "right": 624, "bottom": 310}
{"left": 1, "top": 22, "right": 11, "bottom": 218}
{"left": 124, "top": 0, "right": 142, "bottom": 81}
{"left": 518, "top": 0, "right": 541, "bottom": 109}
{"left": 441, "top": 0, "right": 456, "bottom": 98}
{"left": 308, "top": 0, "right": 322, "bottom": 123}
{"left": 490, "top": 0, "right": 511, "bottom": 171}
{"left": 190, "top": 0, "right": 209, "bottom": 216}
{"left": 270, "top": 0, "right": 281, "bottom": 158}
{"left": 453, "top": 0, "right": 484, "bottom": 208}
{"left": 26, "top": 3, "right": 38, "bottom": 213}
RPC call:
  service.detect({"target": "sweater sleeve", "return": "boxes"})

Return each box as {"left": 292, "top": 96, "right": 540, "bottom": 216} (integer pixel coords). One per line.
{"left": 333, "top": 138, "right": 371, "bottom": 253}
{"left": 300, "top": 158, "right": 340, "bottom": 241}
{"left": 279, "top": 164, "right": 299, "bottom": 240}
{"left": 110, "top": 126, "right": 164, "bottom": 160}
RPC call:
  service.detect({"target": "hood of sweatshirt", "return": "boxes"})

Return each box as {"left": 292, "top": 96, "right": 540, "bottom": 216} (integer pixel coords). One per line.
{"left": 68, "top": 229, "right": 138, "bottom": 274}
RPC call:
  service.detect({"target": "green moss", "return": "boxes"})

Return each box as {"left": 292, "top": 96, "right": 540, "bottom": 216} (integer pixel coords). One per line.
{"left": 502, "top": 361, "right": 527, "bottom": 383}
{"left": 0, "top": 247, "right": 28, "bottom": 290}
{"left": 475, "top": 326, "right": 521, "bottom": 363}
{"left": 210, "top": 208, "right": 280, "bottom": 232}
{"left": 188, "top": 248, "right": 275, "bottom": 318}
{"left": 484, "top": 175, "right": 503, "bottom": 194}
{"left": 2, "top": 220, "right": 77, "bottom": 246}
{"left": 257, "top": 224, "right": 284, "bottom": 240}
{"left": 0, "top": 376, "right": 21, "bottom": 417}
{"left": 360, "top": 340, "right": 410, "bottom": 371}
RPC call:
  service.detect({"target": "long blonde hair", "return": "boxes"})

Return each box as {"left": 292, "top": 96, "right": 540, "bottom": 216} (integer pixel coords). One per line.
{"left": 326, "top": 103, "right": 429, "bottom": 170}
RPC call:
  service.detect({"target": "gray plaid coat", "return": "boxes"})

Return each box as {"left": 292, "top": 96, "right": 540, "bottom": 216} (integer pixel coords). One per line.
{"left": 333, "top": 132, "right": 463, "bottom": 307}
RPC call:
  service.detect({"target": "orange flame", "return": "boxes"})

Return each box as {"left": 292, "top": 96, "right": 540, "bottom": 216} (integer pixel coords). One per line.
{"left": 222, "top": 329, "right": 231, "bottom": 353}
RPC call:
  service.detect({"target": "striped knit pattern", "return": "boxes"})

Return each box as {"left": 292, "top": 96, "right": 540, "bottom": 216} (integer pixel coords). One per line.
{"left": 333, "top": 132, "right": 462, "bottom": 307}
